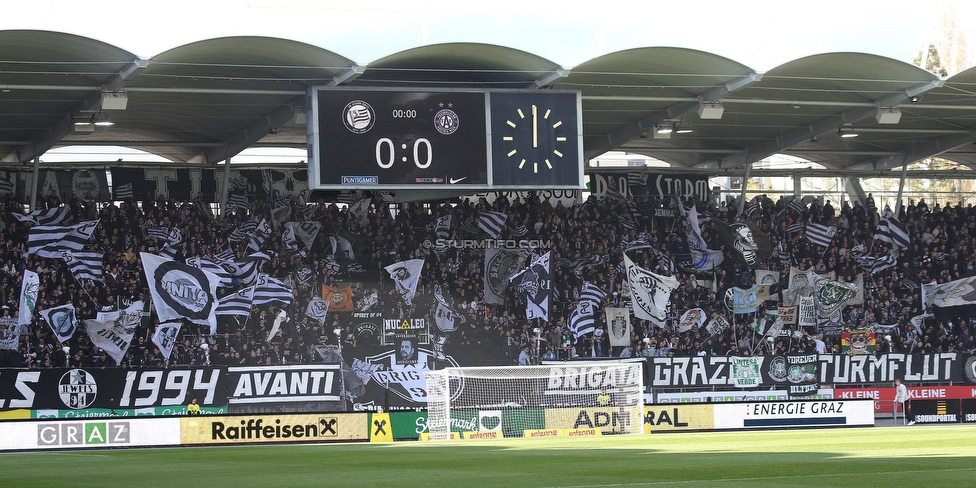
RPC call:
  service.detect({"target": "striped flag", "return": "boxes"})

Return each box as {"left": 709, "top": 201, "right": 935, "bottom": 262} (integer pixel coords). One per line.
{"left": 17, "top": 207, "right": 73, "bottom": 226}
{"left": 512, "top": 224, "right": 528, "bottom": 238}
{"left": 875, "top": 206, "right": 910, "bottom": 250}
{"left": 227, "top": 192, "right": 249, "bottom": 212}
{"left": 618, "top": 214, "right": 635, "bottom": 231}
{"left": 627, "top": 172, "right": 648, "bottom": 188}
{"left": 216, "top": 286, "right": 255, "bottom": 316}
{"left": 787, "top": 196, "right": 806, "bottom": 215}
{"left": 253, "top": 274, "right": 293, "bottom": 305}
{"left": 114, "top": 183, "right": 133, "bottom": 200}
{"left": 145, "top": 222, "right": 170, "bottom": 241}
{"left": 744, "top": 196, "right": 761, "bottom": 218}
{"left": 804, "top": 222, "right": 837, "bottom": 248}
{"left": 0, "top": 178, "right": 13, "bottom": 194}
{"left": 786, "top": 221, "right": 805, "bottom": 235}
{"left": 479, "top": 211, "right": 507, "bottom": 238}
{"left": 27, "top": 220, "right": 99, "bottom": 258}
{"left": 569, "top": 301, "right": 596, "bottom": 339}
{"left": 60, "top": 249, "right": 103, "bottom": 283}
{"left": 580, "top": 282, "right": 607, "bottom": 306}
{"left": 186, "top": 256, "right": 235, "bottom": 287}
{"left": 270, "top": 195, "right": 292, "bottom": 229}
{"left": 247, "top": 219, "right": 272, "bottom": 251}
{"left": 193, "top": 198, "right": 214, "bottom": 220}
{"left": 434, "top": 214, "right": 452, "bottom": 240}
{"left": 214, "top": 246, "right": 235, "bottom": 263}
{"left": 231, "top": 252, "right": 270, "bottom": 287}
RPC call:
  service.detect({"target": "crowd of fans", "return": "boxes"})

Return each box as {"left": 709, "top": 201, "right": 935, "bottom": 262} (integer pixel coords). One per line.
{"left": 0, "top": 183, "right": 974, "bottom": 371}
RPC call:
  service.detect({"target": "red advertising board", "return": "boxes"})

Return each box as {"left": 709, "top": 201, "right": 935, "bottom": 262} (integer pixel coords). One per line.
{"left": 833, "top": 386, "right": 976, "bottom": 413}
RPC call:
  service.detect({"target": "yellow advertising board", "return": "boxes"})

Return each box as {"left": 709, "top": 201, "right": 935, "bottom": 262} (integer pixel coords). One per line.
{"left": 643, "top": 405, "right": 715, "bottom": 433}
{"left": 369, "top": 413, "right": 393, "bottom": 442}
{"left": 181, "top": 414, "right": 368, "bottom": 445}
{"left": 544, "top": 407, "right": 638, "bottom": 434}
{"left": 0, "top": 409, "right": 30, "bottom": 421}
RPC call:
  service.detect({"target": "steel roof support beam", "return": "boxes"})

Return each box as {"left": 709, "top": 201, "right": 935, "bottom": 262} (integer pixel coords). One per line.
{"left": 583, "top": 72, "right": 761, "bottom": 160}
{"left": 702, "top": 80, "right": 943, "bottom": 170}
{"left": 531, "top": 68, "right": 570, "bottom": 88}
{"left": 13, "top": 58, "right": 149, "bottom": 163}
{"left": 846, "top": 130, "right": 976, "bottom": 171}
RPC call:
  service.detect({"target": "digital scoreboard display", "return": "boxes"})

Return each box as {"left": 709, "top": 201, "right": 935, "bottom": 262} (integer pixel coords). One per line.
{"left": 307, "top": 88, "right": 583, "bottom": 190}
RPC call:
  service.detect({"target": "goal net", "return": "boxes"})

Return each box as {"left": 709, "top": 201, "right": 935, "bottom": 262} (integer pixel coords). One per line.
{"left": 424, "top": 363, "right": 644, "bottom": 440}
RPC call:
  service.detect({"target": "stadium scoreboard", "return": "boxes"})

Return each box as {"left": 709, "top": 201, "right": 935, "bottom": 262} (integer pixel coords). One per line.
{"left": 307, "top": 87, "right": 583, "bottom": 190}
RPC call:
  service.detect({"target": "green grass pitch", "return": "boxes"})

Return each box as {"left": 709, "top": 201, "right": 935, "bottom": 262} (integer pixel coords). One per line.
{"left": 2, "top": 425, "right": 974, "bottom": 487}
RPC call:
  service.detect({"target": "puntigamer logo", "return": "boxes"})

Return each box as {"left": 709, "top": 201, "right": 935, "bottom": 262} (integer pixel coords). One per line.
{"left": 37, "top": 422, "right": 130, "bottom": 446}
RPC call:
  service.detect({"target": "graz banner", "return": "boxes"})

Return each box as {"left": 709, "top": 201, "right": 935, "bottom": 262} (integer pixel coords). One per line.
{"left": 0, "top": 368, "right": 226, "bottom": 411}
{"left": 649, "top": 353, "right": 964, "bottom": 387}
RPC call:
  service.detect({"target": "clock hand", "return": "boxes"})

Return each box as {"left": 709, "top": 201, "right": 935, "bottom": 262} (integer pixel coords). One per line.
{"left": 532, "top": 104, "right": 538, "bottom": 148}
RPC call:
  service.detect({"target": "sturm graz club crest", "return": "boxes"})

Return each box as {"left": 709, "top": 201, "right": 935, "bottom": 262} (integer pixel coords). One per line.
{"left": 343, "top": 100, "right": 374, "bottom": 134}
{"left": 59, "top": 369, "right": 97, "bottom": 409}
{"left": 767, "top": 356, "right": 788, "bottom": 383}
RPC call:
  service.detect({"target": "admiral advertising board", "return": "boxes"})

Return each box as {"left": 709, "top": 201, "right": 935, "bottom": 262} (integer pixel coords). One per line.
{"left": 0, "top": 417, "right": 180, "bottom": 451}
{"left": 643, "top": 405, "right": 715, "bottom": 432}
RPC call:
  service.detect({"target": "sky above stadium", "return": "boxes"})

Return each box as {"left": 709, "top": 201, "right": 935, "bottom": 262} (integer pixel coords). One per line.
{"left": 3, "top": 0, "right": 974, "bottom": 70}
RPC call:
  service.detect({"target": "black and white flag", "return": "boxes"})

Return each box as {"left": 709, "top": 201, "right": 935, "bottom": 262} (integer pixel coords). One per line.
{"left": 580, "top": 281, "right": 607, "bottom": 306}
{"left": 479, "top": 211, "right": 507, "bottom": 238}
{"left": 385, "top": 259, "right": 425, "bottom": 306}
{"left": 141, "top": 252, "right": 219, "bottom": 331}
{"left": 349, "top": 197, "right": 371, "bottom": 227}
{"left": 288, "top": 221, "right": 322, "bottom": 250}
{"left": 16, "top": 207, "right": 72, "bottom": 226}
{"left": 569, "top": 300, "right": 596, "bottom": 339}
{"left": 231, "top": 252, "right": 269, "bottom": 287}
{"left": 115, "top": 183, "right": 134, "bottom": 200}
{"left": 216, "top": 286, "right": 255, "bottom": 317}
{"left": 0, "top": 178, "right": 13, "bottom": 195}
{"left": 876, "top": 205, "right": 910, "bottom": 250}
{"left": 247, "top": 219, "right": 273, "bottom": 251}
{"left": 281, "top": 224, "right": 299, "bottom": 253}
{"left": 42, "top": 303, "right": 77, "bottom": 343}
{"left": 624, "top": 254, "right": 679, "bottom": 326}
{"left": 510, "top": 251, "right": 552, "bottom": 321}
{"left": 186, "top": 256, "right": 235, "bottom": 287}
{"left": 61, "top": 249, "right": 103, "bottom": 283}
{"left": 227, "top": 192, "right": 250, "bottom": 212}
{"left": 787, "top": 196, "right": 806, "bottom": 215}
{"left": 270, "top": 196, "right": 292, "bottom": 229}
{"left": 152, "top": 321, "right": 182, "bottom": 361}
{"left": 805, "top": 222, "right": 837, "bottom": 248}
{"left": 253, "top": 273, "right": 293, "bottom": 305}
{"left": 27, "top": 220, "right": 99, "bottom": 258}
{"left": 434, "top": 214, "right": 452, "bottom": 240}
{"left": 85, "top": 301, "right": 143, "bottom": 364}
{"left": 305, "top": 297, "right": 331, "bottom": 324}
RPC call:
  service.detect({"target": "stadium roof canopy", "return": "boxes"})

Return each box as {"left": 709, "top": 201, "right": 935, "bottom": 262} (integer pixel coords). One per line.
{"left": 3, "top": 29, "right": 976, "bottom": 176}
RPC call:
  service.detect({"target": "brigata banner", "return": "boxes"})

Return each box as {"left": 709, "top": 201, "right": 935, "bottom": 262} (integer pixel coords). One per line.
{"left": 649, "top": 353, "right": 964, "bottom": 387}
{"left": 181, "top": 413, "right": 367, "bottom": 444}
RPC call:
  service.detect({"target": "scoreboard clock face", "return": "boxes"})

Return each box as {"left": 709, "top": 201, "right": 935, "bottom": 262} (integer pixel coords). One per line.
{"left": 307, "top": 88, "right": 583, "bottom": 190}
{"left": 488, "top": 91, "right": 583, "bottom": 188}
{"left": 310, "top": 89, "right": 489, "bottom": 189}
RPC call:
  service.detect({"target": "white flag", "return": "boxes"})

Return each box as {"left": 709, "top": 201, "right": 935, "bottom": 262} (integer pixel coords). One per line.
{"left": 385, "top": 259, "right": 425, "bottom": 306}
{"left": 306, "top": 297, "right": 331, "bottom": 324}
{"left": 85, "top": 301, "right": 143, "bottom": 364}
{"left": 19, "top": 270, "right": 40, "bottom": 326}
{"left": 267, "top": 310, "right": 288, "bottom": 342}
{"left": 152, "top": 322, "right": 182, "bottom": 361}
{"left": 624, "top": 254, "right": 679, "bottom": 326}
{"left": 42, "top": 303, "right": 77, "bottom": 343}
{"left": 141, "top": 252, "right": 219, "bottom": 331}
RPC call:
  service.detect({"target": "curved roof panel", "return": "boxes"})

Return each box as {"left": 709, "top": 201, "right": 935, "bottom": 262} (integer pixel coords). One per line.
{"left": 2, "top": 31, "right": 976, "bottom": 175}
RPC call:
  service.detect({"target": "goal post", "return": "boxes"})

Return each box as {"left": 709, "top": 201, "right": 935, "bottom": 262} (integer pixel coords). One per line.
{"left": 424, "top": 363, "right": 644, "bottom": 440}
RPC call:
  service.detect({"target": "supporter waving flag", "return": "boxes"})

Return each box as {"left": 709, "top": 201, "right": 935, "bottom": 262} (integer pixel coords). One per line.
{"left": 580, "top": 281, "right": 607, "bottom": 306}
{"left": 141, "top": 252, "right": 219, "bottom": 330}
{"left": 511, "top": 251, "right": 552, "bottom": 321}
{"left": 787, "top": 196, "right": 806, "bottom": 215}
{"left": 60, "top": 249, "right": 103, "bottom": 283}
{"left": 186, "top": 256, "right": 234, "bottom": 287}
{"left": 569, "top": 300, "right": 596, "bottom": 339}
{"left": 15, "top": 207, "right": 72, "bottom": 226}
{"left": 253, "top": 273, "right": 293, "bottom": 305}
{"left": 42, "top": 303, "right": 77, "bottom": 343}
{"left": 216, "top": 286, "right": 255, "bottom": 317}
{"left": 875, "top": 205, "right": 910, "bottom": 250}
{"left": 713, "top": 220, "right": 771, "bottom": 266}
{"left": 479, "top": 211, "right": 507, "bottom": 238}
{"left": 27, "top": 220, "right": 99, "bottom": 258}
{"left": 804, "top": 222, "right": 837, "bottom": 249}
{"left": 624, "top": 254, "right": 678, "bottom": 326}
{"left": 385, "top": 258, "right": 425, "bottom": 306}
{"left": 152, "top": 322, "right": 182, "bottom": 361}
{"left": 434, "top": 214, "right": 452, "bottom": 240}
{"left": 247, "top": 218, "right": 273, "bottom": 251}
{"left": 305, "top": 297, "right": 330, "bottom": 324}
{"left": 84, "top": 301, "right": 143, "bottom": 364}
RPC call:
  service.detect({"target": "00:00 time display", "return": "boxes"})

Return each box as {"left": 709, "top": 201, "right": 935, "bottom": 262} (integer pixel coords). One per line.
{"left": 375, "top": 137, "right": 432, "bottom": 169}
{"left": 391, "top": 109, "right": 417, "bottom": 118}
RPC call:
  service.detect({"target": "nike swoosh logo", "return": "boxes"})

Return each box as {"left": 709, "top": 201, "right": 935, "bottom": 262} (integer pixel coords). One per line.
{"left": 449, "top": 177, "right": 467, "bottom": 184}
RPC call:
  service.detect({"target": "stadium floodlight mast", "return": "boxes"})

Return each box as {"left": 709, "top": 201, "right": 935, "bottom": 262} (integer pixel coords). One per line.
{"left": 424, "top": 363, "right": 644, "bottom": 440}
